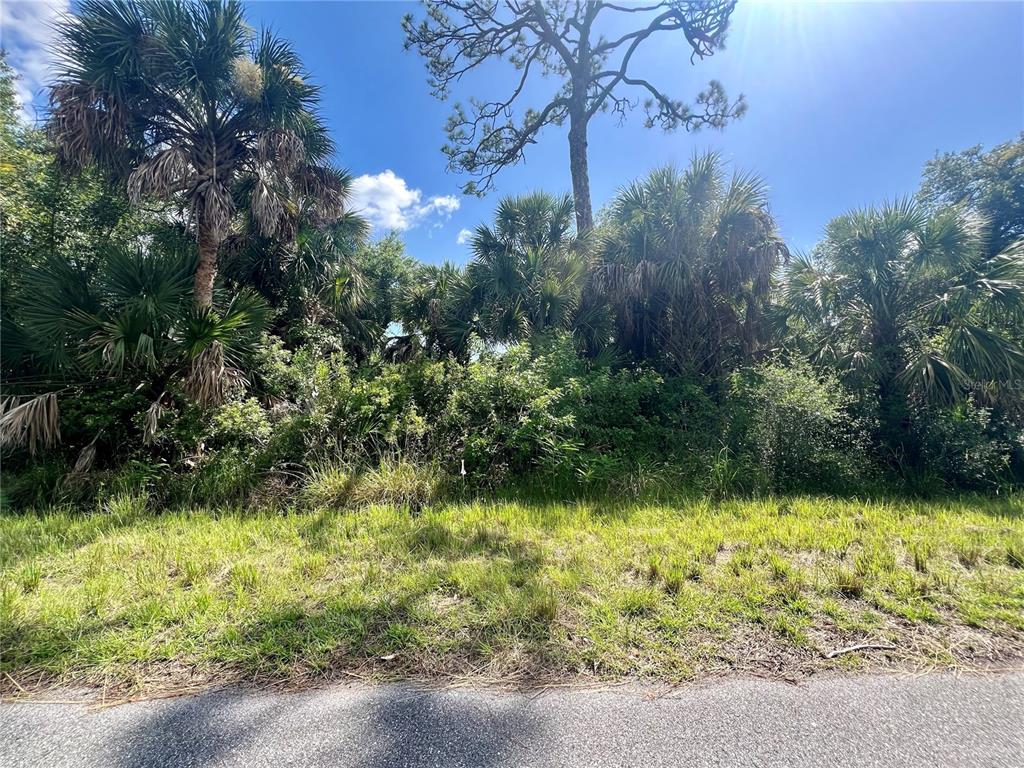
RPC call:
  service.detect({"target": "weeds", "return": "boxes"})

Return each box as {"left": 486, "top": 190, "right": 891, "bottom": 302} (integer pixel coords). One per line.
{"left": 1, "top": 494, "right": 1022, "bottom": 687}
{"left": 955, "top": 536, "right": 984, "bottom": 568}
{"left": 302, "top": 459, "right": 443, "bottom": 512}
{"left": 909, "top": 540, "right": 934, "bottom": 573}
{"left": 1008, "top": 540, "right": 1024, "bottom": 569}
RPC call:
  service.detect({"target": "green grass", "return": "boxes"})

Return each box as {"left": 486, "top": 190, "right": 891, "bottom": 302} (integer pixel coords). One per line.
{"left": 2, "top": 493, "right": 1023, "bottom": 690}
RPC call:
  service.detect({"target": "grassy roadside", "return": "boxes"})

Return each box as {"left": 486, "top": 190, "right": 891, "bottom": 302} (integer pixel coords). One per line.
{"left": 2, "top": 493, "right": 1023, "bottom": 693}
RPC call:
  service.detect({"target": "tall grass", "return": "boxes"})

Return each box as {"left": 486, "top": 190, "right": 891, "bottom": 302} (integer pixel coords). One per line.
{"left": 1, "top": 494, "right": 1022, "bottom": 688}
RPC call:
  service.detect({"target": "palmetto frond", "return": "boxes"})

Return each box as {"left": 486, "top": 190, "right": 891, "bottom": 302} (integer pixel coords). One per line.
{"left": 467, "top": 191, "right": 588, "bottom": 346}
{"left": 101, "top": 245, "right": 195, "bottom": 321}
{"left": 178, "top": 289, "right": 270, "bottom": 365}
{"left": 782, "top": 253, "right": 843, "bottom": 323}
{"left": 177, "top": 288, "right": 269, "bottom": 405}
{"left": 78, "top": 310, "right": 161, "bottom": 373}
{"left": 900, "top": 350, "right": 969, "bottom": 404}
{"left": 785, "top": 199, "right": 1024, "bottom": 419}
{"left": 400, "top": 261, "right": 477, "bottom": 358}
{"left": 916, "top": 206, "right": 983, "bottom": 272}
{"left": 183, "top": 340, "right": 244, "bottom": 407}
{"left": 251, "top": 171, "right": 286, "bottom": 237}
{"left": 597, "top": 156, "right": 785, "bottom": 374}
{"left": 258, "top": 129, "right": 307, "bottom": 170}
{"left": 960, "top": 240, "right": 1024, "bottom": 326}
{"left": 0, "top": 393, "right": 61, "bottom": 455}
{"left": 945, "top": 321, "right": 1024, "bottom": 383}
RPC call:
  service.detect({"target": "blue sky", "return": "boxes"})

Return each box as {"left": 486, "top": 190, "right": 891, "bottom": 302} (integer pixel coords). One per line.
{"left": 3, "top": 1, "right": 1022, "bottom": 263}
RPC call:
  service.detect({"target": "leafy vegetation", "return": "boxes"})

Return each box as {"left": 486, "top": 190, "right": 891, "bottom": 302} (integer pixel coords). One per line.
{"left": 1, "top": 0, "right": 1023, "bottom": 690}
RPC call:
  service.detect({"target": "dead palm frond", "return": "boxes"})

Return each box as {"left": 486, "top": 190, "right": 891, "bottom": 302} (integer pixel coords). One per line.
{"left": 143, "top": 395, "right": 167, "bottom": 445}
{"left": 183, "top": 341, "right": 245, "bottom": 407}
{"left": 0, "top": 393, "right": 61, "bottom": 455}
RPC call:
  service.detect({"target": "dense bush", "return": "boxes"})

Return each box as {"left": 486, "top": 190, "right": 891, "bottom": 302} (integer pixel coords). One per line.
{"left": 727, "top": 360, "right": 873, "bottom": 493}
{"left": 7, "top": 326, "right": 1021, "bottom": 509}
{"left": 5, "top": 325, "right": 1019, "bottom": 509}
{"left": 910, "top": 400, "right": 1010, "bottom": 491}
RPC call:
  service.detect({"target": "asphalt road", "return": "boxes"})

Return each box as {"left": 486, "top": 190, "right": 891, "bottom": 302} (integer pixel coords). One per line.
{"left": 2, "top": 672, "right": 1022, "bottom": 767}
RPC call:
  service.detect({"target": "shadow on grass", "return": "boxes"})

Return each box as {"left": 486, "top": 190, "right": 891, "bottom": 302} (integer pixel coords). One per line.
{"left": 197, "top": 518, "right": 554, "bottom": 681}
{"left": 224, "top": 540, "right": 556, "bottom": 681}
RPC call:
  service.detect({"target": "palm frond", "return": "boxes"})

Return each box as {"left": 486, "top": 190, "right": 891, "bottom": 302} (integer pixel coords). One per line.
{"left": 0, "top": 393, "right": 61, "bottom": 455}
{"left": 900, "top": 351, "right": 969, "bottom": 404}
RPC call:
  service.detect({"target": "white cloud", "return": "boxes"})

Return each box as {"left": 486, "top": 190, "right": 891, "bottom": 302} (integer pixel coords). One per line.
{"left": 1, "top": 0, "right": 69, "bottom": 120}
{"left": 350, "top": 170, "right": 461, "bottom": 232}
{"left": 456, "top": 228, "right": 472, "bottom": 245}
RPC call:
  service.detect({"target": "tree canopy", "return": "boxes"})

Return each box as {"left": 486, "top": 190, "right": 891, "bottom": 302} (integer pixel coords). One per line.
{"left": 49, "top": 0, "right": 356, "bottom": 308}
{"left": 404, "top": 0, "right": 744, "bottom": 230}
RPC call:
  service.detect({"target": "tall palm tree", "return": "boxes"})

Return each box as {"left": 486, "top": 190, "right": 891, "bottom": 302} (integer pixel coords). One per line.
{"left": 596, "top": 154, "right": 788, "bottom": 376}
{"left": 49, "top": 0, "right": 349, "bottom": 309}
{"left": 466, "top": 192, "right": 590, "bottom": 344}
{"left": 782, "top": 199, "right": 1024, "bottom": 454}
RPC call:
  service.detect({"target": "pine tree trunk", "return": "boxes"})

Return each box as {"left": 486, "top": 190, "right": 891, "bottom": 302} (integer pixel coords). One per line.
{"left": 194, "top": 224, "right": 220, "bottom": 309}
{"left": 568, "top": 113, "right": 593, "bottom": 232}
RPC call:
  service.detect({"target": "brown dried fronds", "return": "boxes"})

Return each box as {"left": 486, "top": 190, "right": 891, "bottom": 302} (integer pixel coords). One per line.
{"left": 184, "top": 342, "right": 245, "bottom": 407}
{"left": 193, "top": 179, "right": 234, "bottom": 242}
{"left": 128, "top": 147, "right": 193, "bottom": 203}
{"left": 258, "top": 129, "right": 306, "bottom": 170}
{"left": 0, "top": 393, "right": 61, "bottom": 455}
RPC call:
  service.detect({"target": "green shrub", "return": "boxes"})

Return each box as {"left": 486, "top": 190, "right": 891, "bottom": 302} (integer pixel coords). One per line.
{"left": 59, "top": 382, "right": 148, "bottom": 459}
{"left": 434, "top": 335, "right": 721, "bottom": 490}
{"left": 169, "top": 447, "right": 262, "bottom": 506}
{"left": 210, "top": 398, "right": 272, "bottom": 447}
{"left": 251, "top": 334, "right": 301, "bottom": 400}
{"left": 729, "top": 360, "right": 871, "bottom": 493}
{"left": 911, "top": 400, "right": 1009, "bottom": 490}
{"left": 442, "top": 342, "right": 581, "bottom": 485}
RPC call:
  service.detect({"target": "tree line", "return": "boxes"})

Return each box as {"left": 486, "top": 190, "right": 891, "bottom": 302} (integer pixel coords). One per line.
{"left": 2, "top": 0, "right": 1023, "bottom": 501}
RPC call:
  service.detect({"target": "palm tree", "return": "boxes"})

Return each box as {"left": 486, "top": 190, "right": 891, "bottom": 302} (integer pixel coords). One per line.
{"left": 49, "top": 0, "right": 350, "bottom": 309}
{"left": 466, "top": 192, "right": 590, "bottom": 344}
{"left": 1, "top": 231, "right": 269, "bottom": 453}
{"left": 596, "top": 154, "right": 788, "bottom": 376}
{"left": 221, "top": 177, "right": 370, "bottom": 335}
{"left": 782, "top": 199, "right": 1024, "bottom": 455}
{"left": 399, "top": 262, "right": 476, "bottom": 360}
